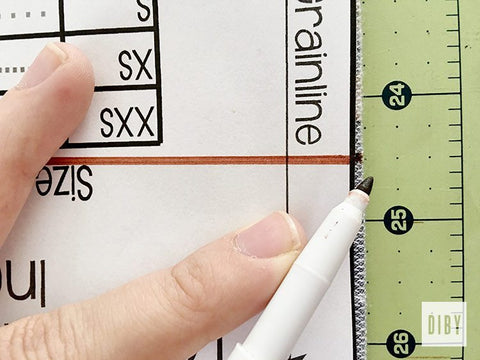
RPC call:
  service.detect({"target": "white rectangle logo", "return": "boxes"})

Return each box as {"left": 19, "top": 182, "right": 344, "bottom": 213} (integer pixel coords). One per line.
{"left": 422, "top": 302, "right": 467, "bottom": 347}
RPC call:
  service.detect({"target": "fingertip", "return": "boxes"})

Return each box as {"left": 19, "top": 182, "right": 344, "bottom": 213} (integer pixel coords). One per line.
{"left": 235, "top": 212, "right": 305, "bottom": 259}
{"left": 33, "top": 42, "right": 95, "bottom": 115}
{"left": 12, "top": 42, "right": 94, "bottom": 95}
{"left": 53, "top": 42, "right": 95, "bottom": 93}
{"left": 280, "top": 211, "right": 308, "bottom": 249}
{"left": 3, "top": 42, "right": 95, "bottom": 168}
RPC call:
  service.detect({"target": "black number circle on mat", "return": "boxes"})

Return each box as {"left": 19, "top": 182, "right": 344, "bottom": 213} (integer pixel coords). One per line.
{"left": 382, "top": 81, "right": 412, "bottom": 110}
{"left": 386, "top": 329, "right": 416, "bottom": 358}
{"left": 383, "top": 206, "right": 414, "bottom": 235}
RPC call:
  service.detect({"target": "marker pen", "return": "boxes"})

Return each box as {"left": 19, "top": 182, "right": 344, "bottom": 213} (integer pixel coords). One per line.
{"left": 228, "top": 177, "right": 373, "bottom": 360}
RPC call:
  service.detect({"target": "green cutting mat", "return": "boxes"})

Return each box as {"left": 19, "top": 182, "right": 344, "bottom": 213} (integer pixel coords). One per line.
{"left": 362, "top": 0, "right": 480, "bottom": 358}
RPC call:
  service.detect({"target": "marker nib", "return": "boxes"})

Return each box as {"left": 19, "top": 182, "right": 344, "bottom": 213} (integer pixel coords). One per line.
{"left": 356, "top": 176, "right": 374, "bottom": 195}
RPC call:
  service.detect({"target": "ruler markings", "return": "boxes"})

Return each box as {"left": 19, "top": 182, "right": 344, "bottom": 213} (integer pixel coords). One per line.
{"left": 364, "top": 92, "right": 460, "bottom": 98}
{"left": 454, "top": 4, "right": 466, "bottom": 357}
{"left": 366, "top": 218, "right": 462, "bottom": 222}
{"left": 367, "top": 342, "right": 424, "bottom": 346}
{"left": 363, "top": 0, "right": 467, "bottom": 357}
{"left": 413, "top": 92, "right": 460, "bottom": 96}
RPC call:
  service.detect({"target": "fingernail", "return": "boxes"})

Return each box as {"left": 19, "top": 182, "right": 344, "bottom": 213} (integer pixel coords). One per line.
{"left": 17, "top": 43, "right": 67, "bottom": 89}
{"left": 235, "top": 212, "right": 303, "bottom": 258}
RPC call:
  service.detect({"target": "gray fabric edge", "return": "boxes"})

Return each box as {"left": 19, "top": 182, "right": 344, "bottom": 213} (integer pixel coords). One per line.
{"left": 353, "top": 0, "right": 367, "bottom": 358}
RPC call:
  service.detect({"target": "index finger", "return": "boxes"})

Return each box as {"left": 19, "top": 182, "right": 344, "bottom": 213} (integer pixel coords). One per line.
{"left": 0, "top": 42, "right": 94, "bottom": 247}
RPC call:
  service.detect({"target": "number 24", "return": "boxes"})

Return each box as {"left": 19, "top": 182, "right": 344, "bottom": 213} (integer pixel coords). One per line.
{"left": 389, "top": 83, "right": 405, "bottom": 107}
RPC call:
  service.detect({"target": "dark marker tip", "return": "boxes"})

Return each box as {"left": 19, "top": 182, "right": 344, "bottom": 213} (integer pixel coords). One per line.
{"left": 355, "top": 176, "right": 374, "bottom": 195}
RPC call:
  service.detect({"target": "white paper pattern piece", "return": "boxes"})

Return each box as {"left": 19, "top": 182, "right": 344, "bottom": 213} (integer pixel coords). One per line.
{"left": 0, "top": 0, "right": 355, "bottom": 358}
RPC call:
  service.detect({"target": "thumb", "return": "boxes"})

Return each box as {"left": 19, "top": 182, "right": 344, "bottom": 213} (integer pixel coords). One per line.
{"left": 1, "top": 212, "right": 307, "bottom": 360}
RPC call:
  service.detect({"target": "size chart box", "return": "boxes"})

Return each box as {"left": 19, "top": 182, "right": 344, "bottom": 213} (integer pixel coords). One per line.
{"left": 0, "top": 0, "right": 162, "bottom": 149}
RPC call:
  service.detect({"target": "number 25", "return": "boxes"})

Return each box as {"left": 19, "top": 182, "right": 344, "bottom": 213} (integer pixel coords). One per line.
{"left": 391, "top": 209, "right": 407, "bottom": 231}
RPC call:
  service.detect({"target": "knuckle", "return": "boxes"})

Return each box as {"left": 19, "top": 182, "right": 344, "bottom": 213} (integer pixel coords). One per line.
{"left": 6, "top": 315, "right": 55, "bottom": 360}
{"left": 3, "top": 309, "right": 85, "bottom": 360}
{"left": 167, "top": 255, "right": 217, "bottom": 319}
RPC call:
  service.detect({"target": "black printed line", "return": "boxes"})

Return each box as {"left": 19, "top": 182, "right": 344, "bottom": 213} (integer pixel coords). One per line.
{"left": 0, "top": 26, "right": 155, "bottom": 41}
{"left": 58, "top": 0, "right": 65, "bottom": 42}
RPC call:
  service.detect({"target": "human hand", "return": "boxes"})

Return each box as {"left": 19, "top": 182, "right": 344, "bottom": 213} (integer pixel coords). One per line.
{"left": 0, "top": 43, "right": 307, "bottom": 360}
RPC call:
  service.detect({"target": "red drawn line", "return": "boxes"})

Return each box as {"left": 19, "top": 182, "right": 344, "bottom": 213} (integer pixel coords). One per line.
{"left": 47, "top": 155, "right": 350, "bottom": 166}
